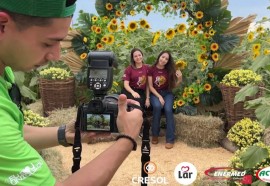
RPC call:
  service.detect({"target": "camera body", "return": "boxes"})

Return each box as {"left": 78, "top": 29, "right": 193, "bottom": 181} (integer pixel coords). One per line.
{"left": 80, "top": 51, "right": 118, "bottom": 133}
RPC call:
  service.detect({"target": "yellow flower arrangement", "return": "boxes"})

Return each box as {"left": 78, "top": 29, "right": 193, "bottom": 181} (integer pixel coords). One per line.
{"left": 39, "top": 67, "right": 72, "bottom": 80}
{"left": 227, "top": 118, "right": 264, "bottom": 149}
{"left": 23, "top": 110, "right": 50, "bottom": 127}
{"left": 221, "top": 69, "right": 262, "bottom": 87}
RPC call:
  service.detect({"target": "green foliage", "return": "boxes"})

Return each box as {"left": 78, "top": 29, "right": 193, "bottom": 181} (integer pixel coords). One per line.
{"left": 234, "top": 84, "right": 260, "bottom": 104}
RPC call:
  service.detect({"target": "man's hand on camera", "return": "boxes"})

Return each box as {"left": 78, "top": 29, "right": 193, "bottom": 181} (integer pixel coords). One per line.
{"left": 65, "top": 121, "right": 111, "bottom": 144}
{"left": 117, "top": 94, "right": 143, "bottom": 139}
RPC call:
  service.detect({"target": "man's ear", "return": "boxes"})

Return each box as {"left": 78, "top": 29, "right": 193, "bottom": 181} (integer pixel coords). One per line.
{"left": 0, "top": 12, "right": 10, "bottom": 33}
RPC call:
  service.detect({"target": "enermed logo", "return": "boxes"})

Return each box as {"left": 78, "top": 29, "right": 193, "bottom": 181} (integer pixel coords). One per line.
{"left": 174, "top": 162, "right": 197, "bottom": 185}
{"left": 132, "top": 161, "right": 169, "bottom": 185}
{"left": 256, "top": 166, "right": 270, "bottom": 183}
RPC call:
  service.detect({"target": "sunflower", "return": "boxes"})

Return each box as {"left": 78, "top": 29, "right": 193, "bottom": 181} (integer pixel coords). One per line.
{"left": 205, "top": 21, "right": 213, "bottom": 27}
{"left": 107, "top": 23, "right": 117, "bottom": 32}
{"left": 264, "top": 49, "right": 270, "bottom": 55}
{"left": 145, "top": 24, "right": 150, "bottom": 29}
{"left": 252, "top": 43, "right": 261, "bottom": 51}
{"left": 204, "top": 83, "right": 211, "bottom": 91}
{"left": 165, "top": 28, "right": 175, "bottom": 40}
{"left": 209, "top": 29, "right": 216, "bottom": 36}
{"left": 195, "top": 11, "right": 203, "bottom": 19}
{"left": 194, "top": 0, "right": 200, "bottom": 4}
{"left": 91, "top": 16, "right": 98, "bottom": 22}
{"left": 181, "top": 12, "right": 187, "bottom": 18}
{"left": 130, "top": 10, "right": 136, "bottom": 16}
{"left": 201, "top": 45, "right": 207, "bottom": 51}
{"left": 253, "top": 50, "right": 260, "bottom": 59}
{"left": 210, "top": 43, "right": 219, "bottom": 51}
{"left": 256, "top": 25, "right": 264, "bottom": 33}
{"left": 101, "top": 36, "right": 109, "bottom": 43}
{"left": 211, "top": 53, "right": 219, "bottom": 62}
{"left": 91, "top": 25, "right": 96, "bottom": 32}
{"left": 181, "top": 2, "right": 186, "bottom": 10}
{"left": 172, "top": 3, "right": 178, "bottom": 10}
{"left": 197, "top": 53, "right": 207, "bottom": 63}
{"left": 128, "top": 21, "right": 137, "bottom": 32}
{"left": 191, "top": 29, "right": 198, "bottom": 36}
{"left": 110, "top": 18, "right": 117, "bottom": 25}
{"left": 115, "top": 10, "right": 122, "bottom": 17}
{"left": 177, "top": 99, "right": 185, "bottom": 107}
{"left": 175, "top": 60, "right": 187, "bottom": 70}
{"left": 102, "top": 16, "right": 108, "bottom": 21}
{"left": 202, "top": 61, "right": 208, "bottom": 67}
{"left": 95, "top": 27, "right": 101, "bottom": 34}
{"left": 107, "top": 35, "right": 115, "bottom": 45}
{"left": 189, "top": 88, "right": 195, "bottom": 94}
{"left": 247, "top": 32, "right": 254, "bottom": 42}
{"left": 120, "top": 25, "right": 125, "bottom": 31}
{"left": 139, "top": 19, "right": 147, "bottom": 28}
{"left": 151, "top": 31, "right": 161, "bottom": 45}
{"left": 96, "top": 43, "right": 103, "bottom": 49}
{"left": 182, "top": 92, "right": 188, "bottom": 98}
{"left": 204, "top": 33, "right": 210, "bottom": 39}
{"left": 208, "top": 73, "right": 214, "bottom": 78}
{"left": 177, "top": 24, "right": 186, "bottom": 33}
{"left": 193, "top": 97, "right": 200, "bottom": 104}
{"left": 145, "top": 4, "right": 152, "bottom": 12}
{"left": 197, "top": 24, "right": 203, "bottom": 31}
{"left": 120, "top": 2, "right": 126, "bottom": 9}
{"left": 80, "top": 53, "right": 87, "bottom": 60}
{"left": 105, "top": 3, "right": 113, "bottom": 11}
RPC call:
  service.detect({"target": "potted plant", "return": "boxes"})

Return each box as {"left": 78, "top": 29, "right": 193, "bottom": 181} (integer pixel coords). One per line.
{"left": 39, "top": 67, "right": 75, "bottom": 115}
{"left": 219, "top": 69, "right": 262, "bottom": 129}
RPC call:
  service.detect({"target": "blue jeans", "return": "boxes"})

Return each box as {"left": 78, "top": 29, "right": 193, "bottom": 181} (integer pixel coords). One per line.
{"left": 150, "top": 90, "right": 175, "bottom": 143}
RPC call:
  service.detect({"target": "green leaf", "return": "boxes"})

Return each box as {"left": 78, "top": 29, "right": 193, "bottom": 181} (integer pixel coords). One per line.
{"left": 255, "top": 105, "right": 270, "bottom": 128}
{"left": 240, "top": 145, "right": 269, "bottom": 169}
{"left": 250, "top": 55, "right": 270, "bottom": 72}
{"left": 251, "top": 180, "right": 268, "bottom": 186}
{"left": 234, "top": 84, "right": 259, "bottom": 104}
{"left": 20, "top": 85, "right": 37, "bottom": 101}
{"left": 213, "top": 34, "right": 240, "bottom": 53}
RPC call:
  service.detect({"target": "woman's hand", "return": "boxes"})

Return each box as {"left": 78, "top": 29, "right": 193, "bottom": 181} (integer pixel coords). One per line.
{"left": 131, "top": 91, "right": 140, "bottom": 98}
{"left": 176, "top": 70, "right": 182, "bottom": 81}
{"left": 158, "top": 96, "right": 165, "bottom": 106}
{"left": 145, "top": 98, "right": 150, "bottom": 108}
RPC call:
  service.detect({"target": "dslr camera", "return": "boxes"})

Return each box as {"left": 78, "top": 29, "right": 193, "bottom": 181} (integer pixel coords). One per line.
{"left": 79, "top": 51, "right": 119, "bottom": 133}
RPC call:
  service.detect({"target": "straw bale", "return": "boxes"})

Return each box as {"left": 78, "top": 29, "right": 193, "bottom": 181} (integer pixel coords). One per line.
{"left": 39, "top": 148, "right": 69, "bottom": 181}
{"left": 175, "top": 113, "right": 225, "bottom": 148}
{"left": 27, "top": 99, "right": 43, "bottom": 115}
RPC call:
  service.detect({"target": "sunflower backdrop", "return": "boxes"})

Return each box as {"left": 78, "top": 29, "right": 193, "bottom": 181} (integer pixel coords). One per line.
{"left": 61, "top": 0, "right": 255, "bottom": 114}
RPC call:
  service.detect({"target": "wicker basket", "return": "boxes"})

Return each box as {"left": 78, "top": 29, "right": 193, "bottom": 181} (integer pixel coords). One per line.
{"left": 219, "top": 84, "right": 263, "bottom": 129}
{"left": 39, "top": 78, "right": 75, "bottom": 115}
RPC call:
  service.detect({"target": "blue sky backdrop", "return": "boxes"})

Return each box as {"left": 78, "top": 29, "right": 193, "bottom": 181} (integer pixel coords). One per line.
{"left": 72, "top": 0, "right": 270, "bottom": 31}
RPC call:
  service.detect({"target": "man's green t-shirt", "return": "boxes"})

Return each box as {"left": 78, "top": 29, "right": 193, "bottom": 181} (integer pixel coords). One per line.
{"left": 0, "top": 67, "right": 56, "bottom": 186}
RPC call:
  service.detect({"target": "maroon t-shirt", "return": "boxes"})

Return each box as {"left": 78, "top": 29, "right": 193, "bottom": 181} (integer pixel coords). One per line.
{"left": 122, "top": 64, "right": 149, "bottom": 90}
{"left": 148, "top": 66, "right": 169, "bottom": 91}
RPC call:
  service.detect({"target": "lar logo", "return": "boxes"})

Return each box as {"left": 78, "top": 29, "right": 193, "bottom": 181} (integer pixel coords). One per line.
{"left": 256, "top": 166, "right": 270, "bottom": 183}
{"left": 144, "top": 161, "right": 157, "bottom": 174}
{"left": 174, "top": 162, "right": 197, "bottom": 185}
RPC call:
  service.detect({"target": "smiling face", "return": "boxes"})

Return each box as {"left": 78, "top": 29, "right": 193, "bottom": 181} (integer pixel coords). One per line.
{"left": 0, "top": 13, "right": 72, "bottom": 73}
{"left": 132, "top": 50, "right": 143, "bottom": 67}
{"left": 157, "top": 52, "right": 169, "bottom": 69}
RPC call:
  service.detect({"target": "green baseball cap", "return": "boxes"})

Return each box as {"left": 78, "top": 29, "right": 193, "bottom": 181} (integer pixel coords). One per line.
{"left": 0, "top": 0, "right": 76, "bottom": 18}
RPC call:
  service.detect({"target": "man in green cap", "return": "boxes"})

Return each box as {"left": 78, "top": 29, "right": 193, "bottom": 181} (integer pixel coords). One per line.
{"left": 0, "top": 0, "right": 143, "bottom": 185}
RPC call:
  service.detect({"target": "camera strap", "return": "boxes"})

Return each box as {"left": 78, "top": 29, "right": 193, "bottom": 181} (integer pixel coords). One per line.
{"left": 141, "top": 118, "right": 150, "bottom": 186}
{"left": 71, "top": 105, "right": 83, "bottom": 173}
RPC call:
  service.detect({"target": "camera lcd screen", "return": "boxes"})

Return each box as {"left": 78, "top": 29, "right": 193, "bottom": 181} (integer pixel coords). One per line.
{"left": 86, "top": 113, "right": 111, "bottom": 131}
{"left": 89, "top": 69, "right": 107, "bottom": 79}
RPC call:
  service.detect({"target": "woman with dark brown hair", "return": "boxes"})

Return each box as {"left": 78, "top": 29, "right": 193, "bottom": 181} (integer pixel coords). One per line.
{"left": 148, "top": 51, "right": 182, "bottom": 149}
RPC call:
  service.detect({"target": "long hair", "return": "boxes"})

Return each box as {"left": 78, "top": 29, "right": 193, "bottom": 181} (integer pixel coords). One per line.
{"left": 152, "top": 51, "right": 176, "bottom": 90}
{"left": 130, "top": 48, "right": 144, "bottom": 68}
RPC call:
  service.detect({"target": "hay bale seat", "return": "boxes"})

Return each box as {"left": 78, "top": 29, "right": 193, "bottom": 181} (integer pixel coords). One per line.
{"left": 175, "top": 113, "right": 226, "bottom": 148}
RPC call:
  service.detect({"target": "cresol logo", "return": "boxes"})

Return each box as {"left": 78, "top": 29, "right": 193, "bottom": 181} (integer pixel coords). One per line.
{"left": 256, "top": 166, "right": 270, "bottom": 183}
